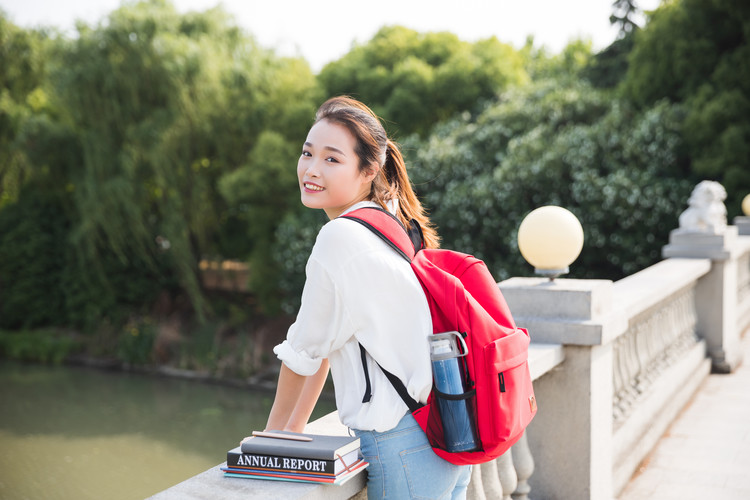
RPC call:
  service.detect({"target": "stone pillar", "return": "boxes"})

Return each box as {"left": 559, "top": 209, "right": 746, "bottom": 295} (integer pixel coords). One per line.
{"left": 663, "top": 227, "right": 742, "bottom": 372}
{"left": 498, "top": 278, "right": 624, "bottom": 500}
{"left": 735, "top": 216, "right": 750, "bottom": 236}
{"left": 662, "top": 181, "right": 743, "bottom": 373}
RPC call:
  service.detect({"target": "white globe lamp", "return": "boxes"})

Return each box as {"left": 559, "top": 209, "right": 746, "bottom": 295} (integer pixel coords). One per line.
{"left": 742, "top": 193, "right": 750, "bottom": 216}
{"left": 517, "top": 206, "right": 584, "bottom": 280}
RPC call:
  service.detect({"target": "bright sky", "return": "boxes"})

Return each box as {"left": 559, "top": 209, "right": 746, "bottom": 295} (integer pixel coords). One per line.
{"left": 0, "top": 0, "right": 662, "bottom": 72}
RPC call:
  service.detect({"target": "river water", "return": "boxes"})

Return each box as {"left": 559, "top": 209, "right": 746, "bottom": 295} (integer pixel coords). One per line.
{"left": 0, "top": 361, "right": 336, "bottom": 499}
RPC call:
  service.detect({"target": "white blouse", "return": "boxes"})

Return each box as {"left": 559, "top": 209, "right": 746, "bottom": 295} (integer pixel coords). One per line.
{"left": 273, "top": 201, "right": 433, "bottom": 432}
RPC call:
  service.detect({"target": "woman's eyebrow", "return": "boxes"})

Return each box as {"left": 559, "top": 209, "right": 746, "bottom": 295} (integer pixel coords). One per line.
{"left": 304, "top": 141, "right": 347, "bottom": 156}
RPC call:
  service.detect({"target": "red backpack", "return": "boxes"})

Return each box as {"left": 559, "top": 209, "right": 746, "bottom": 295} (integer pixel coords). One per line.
{"left": 342, "top": 207, "right": 537, "bottom": 466}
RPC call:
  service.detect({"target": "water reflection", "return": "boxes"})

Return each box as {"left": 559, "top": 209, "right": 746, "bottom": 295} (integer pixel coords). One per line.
{"left": 0, "top": 361, "right": 336, "bottom": 499}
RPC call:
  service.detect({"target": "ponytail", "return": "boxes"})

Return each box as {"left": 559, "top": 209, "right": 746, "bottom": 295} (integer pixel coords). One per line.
{"left": 374, "top": 139, "right": 439, "bottom": 249}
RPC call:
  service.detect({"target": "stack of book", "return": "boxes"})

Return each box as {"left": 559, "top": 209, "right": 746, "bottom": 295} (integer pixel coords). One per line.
{"left": 222, "top": 430, "right": 368, "bottom": 486}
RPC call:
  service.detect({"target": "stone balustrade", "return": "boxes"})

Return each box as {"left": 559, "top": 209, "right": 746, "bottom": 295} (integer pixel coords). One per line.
{"left": 494, "top": 222, "right": 750, "bottom": 499}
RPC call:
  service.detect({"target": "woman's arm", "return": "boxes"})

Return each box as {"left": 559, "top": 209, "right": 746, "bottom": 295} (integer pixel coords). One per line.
{"left": 284, "top": 358, "right": 330, "bottom": 432}
{"left": 264, "top": 359, "right": 330, "bottom": 433}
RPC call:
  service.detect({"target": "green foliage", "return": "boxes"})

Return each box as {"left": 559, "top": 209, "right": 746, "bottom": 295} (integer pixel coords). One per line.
{"left": 622, "top": 0, "right": 750, "bottom": 214}
{"left": 117, "top": 319, "right": 157, "bottom": 366}
{"left": 0, "top": 188, "right": 70, "bottom": 328}
{"left": 0, "top": 0, "right": 321, "bottom": 324}
{"left": 523, "top": 39, "right": 594, "bottom": 82}
{"left": 623, "top": 0, "right": 748, "bottom": 106}
{"left": 218, "top": 130, "right": 301, "bottom": 313}
{"left": 0, "top": 184, "right": 177, "bottom": 331}
{"left": 582, "top": 34, "right": 635, "bottom": 89}
{"left": 0, "top": 14, "right": 53, "bottom": 207}
{"left": 274, "top": 207, "right": 328, "bottom": 314}
{"left": 318, "top": 26, "right": 529, "bottom": 136}
{"left": 0, "top": 329, "right": 80, "bottom": 364}
{"left": 406, "top": 81, "right": 693, "bottom": 281}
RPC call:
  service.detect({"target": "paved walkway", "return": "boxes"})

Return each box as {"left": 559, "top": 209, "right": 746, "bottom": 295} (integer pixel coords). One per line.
{"left": 618, "top": 331, "right": 750, "bottom": 500}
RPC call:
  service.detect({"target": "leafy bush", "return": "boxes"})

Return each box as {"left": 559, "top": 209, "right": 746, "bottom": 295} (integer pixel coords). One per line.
{"left": 0, "top": 329, "right": 80, "bottom": 364}
{"left": 406, "top": 81, "right": 694, "bottom": 281}
{"left": 117, "top": 319, "right": 157, "bottom": 366}
{"left": 0, "top": 189, "right": 70, "bottom": 328}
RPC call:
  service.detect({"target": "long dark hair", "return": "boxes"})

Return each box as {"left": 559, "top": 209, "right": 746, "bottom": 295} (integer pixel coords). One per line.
{"left": 314, "top": 96, "right": 439, "bottom": 248}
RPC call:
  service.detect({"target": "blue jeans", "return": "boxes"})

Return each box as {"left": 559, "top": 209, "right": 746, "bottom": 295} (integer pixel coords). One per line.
{"left": 353, "top": 413, "right": 472, "bottom": 499}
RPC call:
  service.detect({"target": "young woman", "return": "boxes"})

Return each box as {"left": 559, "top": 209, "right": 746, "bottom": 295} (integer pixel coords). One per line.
{"left": 262, "top": 96, "right": 472, "bottom": 499}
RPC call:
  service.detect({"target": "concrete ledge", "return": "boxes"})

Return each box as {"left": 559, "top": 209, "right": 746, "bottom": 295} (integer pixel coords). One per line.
{"left": 528, "top": 343, "right": 565, "bottom": 381}
{"left": 663, "top": 227, "right": 738, "bottom": 260}
{"left": 500, "top": 278, "right": 613, "bottom": 320}
{"left": 612, "top": 340, "right": 710, "bottom": 495}
{"left": 500, "top": 278, "right": 630, "bottom": 346}
{"left": 613, "top": 258, "right": 711, "bottom": 322}
{"left": 512, "top": 315, "right": 628, "bottom": 346}
{"left": 147, "top": 412, "right": 366, "bottom": 500}
{"left": 735, "top": 216, "right": 750, "bottom": 236}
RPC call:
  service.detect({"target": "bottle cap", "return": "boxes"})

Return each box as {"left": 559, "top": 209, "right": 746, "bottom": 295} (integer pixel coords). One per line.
{"left": 430, "top": 338, "right": 452, "bottom": 355}
{"left": 428, "top": 331, "right": 469, "bottom": 360}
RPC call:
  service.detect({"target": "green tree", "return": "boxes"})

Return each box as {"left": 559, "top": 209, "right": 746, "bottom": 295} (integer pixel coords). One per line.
{"left": 0, "top": 13, "right": 53, "bottom": 207}
{"left": 622, "top": 0, "right": 750, "bottom": 214}
{"left": 0, "top": 0, "right": 320, "bottom": 326}
{"left": 611, "top": 0, "right": 641, "bottom": 37}
{"left": 318, "top": 26, "right": 528, "bottom": 137}
{"left": 582, "top": 34, "right": 635, "bottom": 89}
{"left": 217, "top": 130, "right": 302, "bottom": 313}
{"left": 523, "top": 38, "right": 594, "bottom": 82}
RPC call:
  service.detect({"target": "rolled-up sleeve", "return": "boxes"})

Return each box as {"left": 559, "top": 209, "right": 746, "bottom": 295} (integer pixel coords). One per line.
{"left": 273, "top": 253, "right": 355, "bottom": 376}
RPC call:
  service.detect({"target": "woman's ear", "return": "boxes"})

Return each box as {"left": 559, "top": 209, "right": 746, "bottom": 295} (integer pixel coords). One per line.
{"left": 362, "top": 162, "right": 380, "bottom": 183}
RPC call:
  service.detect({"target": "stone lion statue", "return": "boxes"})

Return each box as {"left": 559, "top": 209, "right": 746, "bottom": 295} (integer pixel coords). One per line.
{"left": 678, "top": 180, "right": 727, "bottom": 234}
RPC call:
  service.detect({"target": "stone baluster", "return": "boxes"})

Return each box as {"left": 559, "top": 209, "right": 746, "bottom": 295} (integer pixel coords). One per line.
{"left": 466, "top": 463, "right": 488, "bottom": 500}
{"left": 480, "top": 458, "right": 506, "bottom": 499}
{"left": 495, "top": 451, "right": 517, "bottom": 500}
{"left": 511, "top": 432, "right": 534, "bottom": 500}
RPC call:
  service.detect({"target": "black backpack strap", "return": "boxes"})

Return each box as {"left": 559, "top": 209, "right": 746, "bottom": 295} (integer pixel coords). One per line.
{"left": 344, "top": 208, "right": 426, "bottom": 413}
{"left": 358, "top": 342, "right": 424, "bottom": 413}
{"left": 359, "top": 343, "right": 373, "bottom": 403}
{"left": 407, "top": 218, "right": 425, "bottom": 253}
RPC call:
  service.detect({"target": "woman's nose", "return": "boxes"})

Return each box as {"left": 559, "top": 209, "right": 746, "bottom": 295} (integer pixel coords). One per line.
{"left": 304, "top": 160, "right": 321, "bottom": 177}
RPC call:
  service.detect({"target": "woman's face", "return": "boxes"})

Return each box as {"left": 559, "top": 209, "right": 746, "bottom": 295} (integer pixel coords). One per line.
{"left": 297, "top": 119, "right": 376, "bottom": 219}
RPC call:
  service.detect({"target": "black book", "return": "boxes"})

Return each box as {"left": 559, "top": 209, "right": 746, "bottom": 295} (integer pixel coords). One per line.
{"left": 239, "top": 431, "right": 360, "bottom": 461}
{"left": 226, "top": 446, "right": 360, "bottom": 475}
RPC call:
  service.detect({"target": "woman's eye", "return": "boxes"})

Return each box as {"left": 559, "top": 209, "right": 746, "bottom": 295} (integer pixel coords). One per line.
{"left": 325, "top": 157, "right": 339, "bottom": 163}
{"left": 301, "top": 150, "right": 311, "bottom": 157}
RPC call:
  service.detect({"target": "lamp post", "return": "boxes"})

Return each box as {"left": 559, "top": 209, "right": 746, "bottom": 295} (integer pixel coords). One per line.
{"left": 517, "top": 206, "right": 584, "bottom": 280}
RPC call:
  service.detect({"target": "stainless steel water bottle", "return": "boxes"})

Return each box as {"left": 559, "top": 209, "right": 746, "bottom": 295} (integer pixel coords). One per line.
{"left": 429, "top": 332, "right": 479, "bottom": 452}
